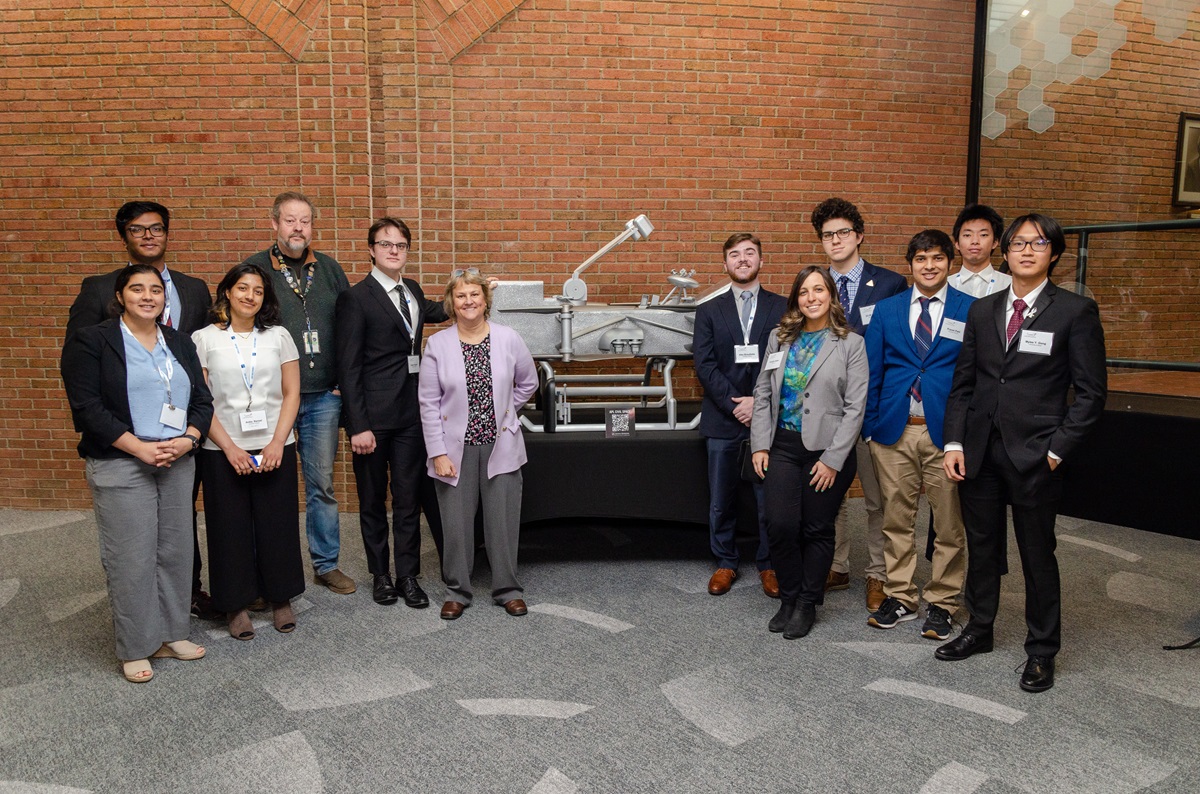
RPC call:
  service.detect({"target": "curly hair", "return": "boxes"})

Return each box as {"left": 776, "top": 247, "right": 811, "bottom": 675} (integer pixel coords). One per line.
{"left": 810, "top": 197, "right": 864, "bottom": 238}
{"left": 776, "top": 266, "right": 851, "bottom": 345}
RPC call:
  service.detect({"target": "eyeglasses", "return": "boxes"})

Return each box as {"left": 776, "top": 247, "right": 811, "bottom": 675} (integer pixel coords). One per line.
{"left": 126, "top": 224, "right": 166, "bottom": 238}
{"left": 820, "top": 227, "right": 855, "bottom": 242}
{"left": 451, "top": 268, "right": 480, "bottom": 278}
{"left": 372, "top": 241, "right": 409, "bottom": 252}
{"left": 1008, "top": 238, "right": 1051, "bottom": 252}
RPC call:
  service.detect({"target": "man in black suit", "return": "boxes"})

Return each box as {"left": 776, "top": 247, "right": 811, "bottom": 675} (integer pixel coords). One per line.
{"left": 65, "top": 200, "right": 216, "bottom": 618}
{"left": 939, "top": 213, "right": 1107, "bottom": 693}
{"left": 810, "top": 197, "right": 908, "bottom": 613}
{"left": 693, "top": 232, "right": 787, "bottom": 598}
{"left": 336, "top": 217, "right": 446, "bottom": 608}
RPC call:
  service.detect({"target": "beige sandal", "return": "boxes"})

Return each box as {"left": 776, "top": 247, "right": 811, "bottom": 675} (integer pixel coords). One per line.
{"left": 228, "top": 609, "right": 255, "bottom": 641}
{"left": 272, "top": 602, "right": 296, "bottom": 633}
{"left": 152, "top": 640, "right": 206, "bottom": 661}
{"left": 121, "top": 659, "right": 153, "bottom": 683}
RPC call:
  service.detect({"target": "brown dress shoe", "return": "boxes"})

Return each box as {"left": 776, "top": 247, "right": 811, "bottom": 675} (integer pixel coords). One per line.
{"left": 440, "top": 601, "right": 465, "bottom": 620}
{"left": 707, "top": 568, "right": 737, "bottom": 595}
{"left": 314, "top": 568, "right": 357, "bottom": 595}
{"left": 503, "top": 599, "right": 528, "bottom": 616}
{"left": 865, "top": 577, "right": 886, "bottom": 612}
{"left": 759, "top": 569, "right": 780, "bottom": 599}
{"left": 825, "top": 569, "right": 850, "bottom": 591}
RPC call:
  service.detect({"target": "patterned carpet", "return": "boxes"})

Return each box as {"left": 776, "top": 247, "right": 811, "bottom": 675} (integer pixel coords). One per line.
{"left": 0, "top": 501, "right": 1197, "bottom": 793}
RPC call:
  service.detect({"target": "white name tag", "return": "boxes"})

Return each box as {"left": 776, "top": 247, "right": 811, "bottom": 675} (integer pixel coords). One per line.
{"left": 940, "top": 318, "right": 966, "bottom": 342}
{"left": 303, "top": 330, "right": 321, "bottom": 354}
{"left": 1018, "top": 329, "right": 1054, "bottom": 355}
{"left": 858, "top": 304, "right": 875, "bottom": 325}
{"left": 160, "top": 403, "right": 186, "bottom": 431}
{"left": 239, "top": 410, "right": 268, "bottom": 432}
{"left": 763, "top": 351, "right": 785, "bottom": 371}
{"left": 734, "top": 344, "right": 760, "bottom": 364}
{"left": 408, "top": 355, "right": 422, "bottom": 374}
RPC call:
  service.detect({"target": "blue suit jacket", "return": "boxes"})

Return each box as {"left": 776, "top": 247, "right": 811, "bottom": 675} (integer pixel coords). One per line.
{"left": 864, "top": 286, "right": 974, "bottom": 449}
{"left": 842, "top": 260, "right": 908, "bottom": 335}
{"left": 693, "top": 286, "right": 787, "bottom": 439}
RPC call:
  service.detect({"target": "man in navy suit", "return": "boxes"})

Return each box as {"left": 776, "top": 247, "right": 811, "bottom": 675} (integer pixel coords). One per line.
{"left": 938, "top": 213, "right": 1107, "bottom": 693}
{"left": 810, "top": 198, "right": 907, "bottom": 612}
{"left": 863, "top": 230, "right": 972, "bottom": 641}
{"left": 693, "top": 233, "right": 787, "bottom": 598}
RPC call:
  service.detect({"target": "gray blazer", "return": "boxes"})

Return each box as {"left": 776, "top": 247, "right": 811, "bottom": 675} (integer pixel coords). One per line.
{"left": 749, "top": 327, "right": 868, "bottom": 472}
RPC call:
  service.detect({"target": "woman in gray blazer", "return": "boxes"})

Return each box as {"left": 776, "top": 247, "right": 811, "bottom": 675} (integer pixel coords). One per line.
{"left": 750, "top": 266, "right": 868, "bottom": 640}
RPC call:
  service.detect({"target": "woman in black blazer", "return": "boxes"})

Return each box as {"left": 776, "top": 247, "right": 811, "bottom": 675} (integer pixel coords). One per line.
{"left": 61, "top": 264, "right": 213, "bottom": 683}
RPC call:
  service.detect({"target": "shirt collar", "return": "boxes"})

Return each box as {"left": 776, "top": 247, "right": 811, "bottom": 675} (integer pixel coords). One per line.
{"left": 910, "top": 284, "right": 949, "bottom": 305}
{"left": 371, "top": 266, "right": 403, "bottom": 292}
{"left": 832, "top": 257, "right": 865, "bottom": 284}
{"left": 732, "top": 282, "right": 760, "bottom": 300}
{"left": 1007, "top": 279, "right": 1049, "bottom": 309}
{"left": 956, "top": 263, "right": 995, "bottom": 283}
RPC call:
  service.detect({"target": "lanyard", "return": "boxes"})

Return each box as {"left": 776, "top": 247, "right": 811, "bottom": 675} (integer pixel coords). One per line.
{"left": 273, "top": 245, "right": 316, "bottom": 331}
{"left": 120, "top": 320, "right": 177, "bottom": 408}
{"left": 229, "top": 330, "right": 257, "bottom": 410}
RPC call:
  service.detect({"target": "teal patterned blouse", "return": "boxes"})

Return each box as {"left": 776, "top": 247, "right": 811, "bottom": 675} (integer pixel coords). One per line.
{"left": 778, "top": 328, "right": 829, "bottom": 432}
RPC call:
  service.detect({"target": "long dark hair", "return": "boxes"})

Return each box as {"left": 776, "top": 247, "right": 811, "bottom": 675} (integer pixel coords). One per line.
{"left": 210, "top": 263, "right": 282, "bottom": 330}
{"left": 107, "top": 263, "right": 164, "bottom": 318}
{"left": 776, "top": 266, "right": 850, "bottom": 344}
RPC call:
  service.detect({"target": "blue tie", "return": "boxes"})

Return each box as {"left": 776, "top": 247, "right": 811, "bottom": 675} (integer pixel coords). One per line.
{"left": 837, "top": 276, "right": 851, "bottom": 315}
{"left": 910, "top": 297, "right": 934, "bottom": 402}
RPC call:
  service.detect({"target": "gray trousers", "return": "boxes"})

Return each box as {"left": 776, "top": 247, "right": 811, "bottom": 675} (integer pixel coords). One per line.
{"left": 434, "top": 443, "right": 523, "bottom": 606}
{"left": 86, "top": 455, "right": 195, "bottom": 661}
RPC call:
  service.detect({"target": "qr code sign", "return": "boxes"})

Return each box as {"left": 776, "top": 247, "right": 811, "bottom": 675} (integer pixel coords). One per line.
{"left": 611, "top": 412, "right": 630, "bottom": 433}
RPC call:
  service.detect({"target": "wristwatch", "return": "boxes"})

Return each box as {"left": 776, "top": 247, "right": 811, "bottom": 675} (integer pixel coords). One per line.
{"left": 182, "top": 433, "right": 201, "bottom": 451}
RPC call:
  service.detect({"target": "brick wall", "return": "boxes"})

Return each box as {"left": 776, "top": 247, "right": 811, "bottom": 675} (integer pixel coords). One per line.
{"left": 2, "top": 0, "right": 992, "bottom": 509}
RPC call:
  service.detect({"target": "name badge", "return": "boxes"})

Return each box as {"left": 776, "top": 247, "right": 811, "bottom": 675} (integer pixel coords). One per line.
{"left": 858, "top": 304, "right": 875, "bottom": 325}
{"left": 303, "top": 330, "right": 321, "bottom": 354}
{"left": 1018, "top": 329, "right": 1054, "bottom": 355}
{"left": 763, "top": 351, "right": 785, "bottom": 371}
{"left": 160, "top": 403, "right": 186, "bottom": 431}
{"left": 940, "top": 318, "right": 966, "bottom": 342}
{"left": 734, "top": 344, "right": 760, "bottom": 364}
{"left": 249, "top": 454, "right": 262, "bottom": 469}
{"left": 408, "top": 355, "right": 422, "bottom": 374}
{"left": 239, "top": 410, "right": 268, "bottom": 432}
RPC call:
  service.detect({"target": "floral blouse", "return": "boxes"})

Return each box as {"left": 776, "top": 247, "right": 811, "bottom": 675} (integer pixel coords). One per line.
{"left": 778, "top": 328, "right": 829, "bottom": 432}
{"left": 462, "top": 335, "right": 497, "bottom": 445}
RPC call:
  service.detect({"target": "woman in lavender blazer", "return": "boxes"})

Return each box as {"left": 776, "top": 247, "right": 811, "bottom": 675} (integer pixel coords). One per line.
{"left": 418, "top": 270, "right": 538, "bottom": 621}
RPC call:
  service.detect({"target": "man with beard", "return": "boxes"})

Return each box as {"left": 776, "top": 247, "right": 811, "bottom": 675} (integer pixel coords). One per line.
{"left": 693, "top": 233, "right": 787, "bottom": 598}
{"left": 241, "top": 192, "right": 356, "bottom": 596}
{"left": 66, "top": 200, "right": 216, "bottom": 618}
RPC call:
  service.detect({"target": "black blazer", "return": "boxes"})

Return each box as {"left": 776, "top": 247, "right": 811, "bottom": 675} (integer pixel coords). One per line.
{"left": 61, "top": 319, "right": 214, "bottom": 460}
{"left": 843, "top": 259, "right": 908, "bottom": 335}
{"left": 336, "top": 275, "right": 449, "bottom": 435}
{"left": 693, "top": 286, "right": 787, "bottom": 439}
{"left": 65, "top": 267, "right": 212, "bottom": 343}
{"left": 944, "top": 281, "right": 1107, "bottom": 479}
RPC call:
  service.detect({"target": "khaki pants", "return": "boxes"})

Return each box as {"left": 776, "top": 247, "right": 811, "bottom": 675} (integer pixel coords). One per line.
{"left": 831, "top": 436, "right": 886, "bottom": 580}
{"left": 870, "top": 426, "right": 966, "bottom": 611}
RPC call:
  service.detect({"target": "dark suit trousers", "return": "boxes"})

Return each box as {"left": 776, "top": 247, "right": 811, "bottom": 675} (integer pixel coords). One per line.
{"left": 763, "top": 428, "right": 857, "bottom": 605}
{"left": 353, "top": 427, "right": 444, "bottom": 579}
{"left": 959, "top": 429, "right": 1063, "bottom": 657}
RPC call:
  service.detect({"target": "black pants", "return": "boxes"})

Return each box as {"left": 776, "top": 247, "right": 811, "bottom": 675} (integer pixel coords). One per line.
{"left": 763, "top": 428, "right": 857, "bottom": 605}
{"left": 352, "top": 427, "right": 444, "bottom": 579}
{"left": 198, "top": 445, "right": 305, "bottom": 613}
{"left": 959, "top": 429, "right": 1063, "bottom": 657}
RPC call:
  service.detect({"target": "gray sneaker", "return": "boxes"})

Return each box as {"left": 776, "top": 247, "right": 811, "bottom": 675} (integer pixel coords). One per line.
{"left": 314, "top": 568, "right": 357, "bottom": 594}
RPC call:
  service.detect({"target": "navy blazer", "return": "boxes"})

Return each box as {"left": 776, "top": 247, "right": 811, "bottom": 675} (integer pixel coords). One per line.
{"left": 61, "top": 319, "right": 214, "bottom": 460}
{"left": 65, "top": 267, "right": 212, "bottom": 343}
{"left": 944, "top": 281, "right": 1107, "bottom": 479}
{"left": 336, "top": 274, "right": 449, "bottom": 435}
{"left": 839, "top": 259, "right": 908, "bottom": 335}
{"left": 864, "top": 286, "right": 975, "bottom": 449}
{"left": 693, "top": 286, "right": 787, "bottom": 440}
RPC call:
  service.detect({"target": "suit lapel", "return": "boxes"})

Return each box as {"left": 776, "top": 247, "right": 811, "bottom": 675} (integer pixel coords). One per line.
{"left": 993, "top": 292, "right": 1009, "bottom": 352}
{"left": 1024, "top": 281, "right": 1057, "bottom": 330}
{"left": 807, "top": 332, "right": 837, "bottom": 380}
{"left": 367, "top": 276, "right": 413, "bottom": 343}
{"left": 102, "top": 320, "right": 128, "bottom": 363}
{"left": 747, "top": 291, "right": 774, "bottom": 344}
{"left": 718, "top": 288, "right": 743, "bottom": 343}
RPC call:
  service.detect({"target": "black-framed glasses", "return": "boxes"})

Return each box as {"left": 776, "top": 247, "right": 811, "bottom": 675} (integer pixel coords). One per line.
{"left": 126, "top": 224, "right": 166, "bottom": 238}
{"left": 820, "top": 227, "right": 855, "bottom": 241}
{"left": 451, "top": 267, "right": 480, "bottom": 278}
{"left": 1008, "top": 238, "right": 1051, "bottom": 252}
{"left": 373, "top": 241, "right": 409, "bottom": 252}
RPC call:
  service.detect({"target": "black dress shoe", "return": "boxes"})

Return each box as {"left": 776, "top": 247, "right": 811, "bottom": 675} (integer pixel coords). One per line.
{"left": 783, "top": 601, "right": 815, "bottom": 640}
{"left": 397, "top": 576, "right": 430, "bottom": 609}
{"left": 372, "top": 574, "right": 399, "bottom": 605}
{"left": 768, "top": 601, "right": 795, "bottom": 633}
{"left": 935, "top": 632, "right": 994, "bottom": 661}
{"left": 1019, "top": 655, "right": 1055, "bottom": 692}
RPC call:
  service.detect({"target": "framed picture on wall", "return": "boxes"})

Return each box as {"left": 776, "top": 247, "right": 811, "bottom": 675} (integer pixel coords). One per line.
{"left": 1172, "top": 113, "right": 1200, "bottom": 206}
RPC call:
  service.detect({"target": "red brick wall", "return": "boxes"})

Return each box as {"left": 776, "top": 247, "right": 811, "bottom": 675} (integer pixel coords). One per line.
{"left": 2, "top": 0, "right": 978, "bottom": 508}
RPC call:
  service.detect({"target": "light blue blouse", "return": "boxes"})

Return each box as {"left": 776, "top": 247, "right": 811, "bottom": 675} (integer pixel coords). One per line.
{"left": 121, "top": 320, "right": 192, "bottom": 440}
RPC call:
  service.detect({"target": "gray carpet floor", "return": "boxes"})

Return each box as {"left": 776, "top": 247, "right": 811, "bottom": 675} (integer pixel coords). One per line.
{"left": 0, "top": 501, "right": 1197, "bottom": 793}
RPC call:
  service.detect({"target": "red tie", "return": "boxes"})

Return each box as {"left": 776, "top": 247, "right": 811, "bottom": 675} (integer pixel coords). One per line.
{"left": 1006, "top": 298, "right": 1026, "bottom": 346}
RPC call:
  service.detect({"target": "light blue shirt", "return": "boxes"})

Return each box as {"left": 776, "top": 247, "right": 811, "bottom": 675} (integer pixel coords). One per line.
{"left": 832, "top": 257, "right": 866, "bottom": 314}
{"left": 121, "top": 320, "right": 192, "bottom": 440}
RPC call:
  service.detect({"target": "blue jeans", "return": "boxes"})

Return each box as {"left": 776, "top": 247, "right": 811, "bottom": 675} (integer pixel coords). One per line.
{"left": 707, "top": 436, "right": 770, "bottom": 571}
{"left": 295, "top": 390, "right": 342, "bottom": 574}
